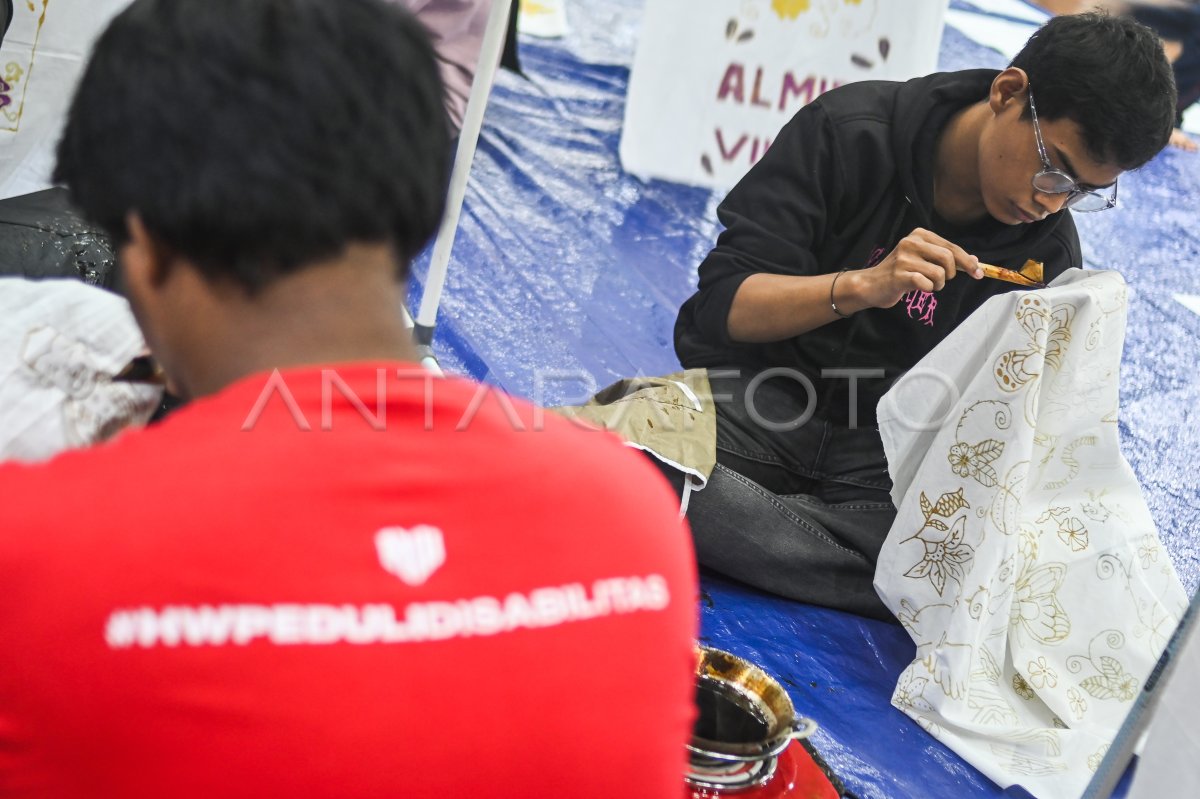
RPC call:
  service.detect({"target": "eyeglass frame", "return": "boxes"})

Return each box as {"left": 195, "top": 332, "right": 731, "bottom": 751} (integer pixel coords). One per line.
{"left": 1027, "top": 90, "right": 1118, "bottom": 213}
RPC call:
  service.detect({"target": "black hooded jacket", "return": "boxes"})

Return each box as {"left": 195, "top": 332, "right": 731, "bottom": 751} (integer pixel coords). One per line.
{"left": 674, "top": 69, "right": 1082, "bottom": 428}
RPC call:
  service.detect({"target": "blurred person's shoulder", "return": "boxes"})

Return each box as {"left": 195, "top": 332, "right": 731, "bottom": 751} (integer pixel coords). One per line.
{"left": 0, "top": 366, "right": 688, "bottom": 539}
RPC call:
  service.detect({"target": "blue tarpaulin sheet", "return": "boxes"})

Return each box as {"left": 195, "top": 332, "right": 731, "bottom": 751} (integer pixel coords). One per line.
{"left": 408, "top": 1, "right": 1200, "bottom": 796}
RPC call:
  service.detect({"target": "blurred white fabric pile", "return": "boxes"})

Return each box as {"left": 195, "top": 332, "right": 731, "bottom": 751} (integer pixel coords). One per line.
{"left": 0, "top": 278, "right": 161, "bottom": 463}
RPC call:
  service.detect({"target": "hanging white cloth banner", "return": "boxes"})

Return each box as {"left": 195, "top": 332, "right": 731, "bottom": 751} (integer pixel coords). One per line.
{"left": 0, "top": 0, "right": 133, "bottom": 199}
{"left": 874, "top": 269, "right": 1187, "bottom": 799}
{"left": 620, "top": 0, "right": 949, "bottom": 190}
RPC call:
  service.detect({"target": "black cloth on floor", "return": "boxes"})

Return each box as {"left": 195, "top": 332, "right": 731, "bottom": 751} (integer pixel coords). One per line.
{"left": 0, "top": 187, "right": 117, "bottom": 288}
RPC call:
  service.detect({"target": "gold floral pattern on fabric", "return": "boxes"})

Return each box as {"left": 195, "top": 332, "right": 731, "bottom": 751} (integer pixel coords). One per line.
{"left": 1095, "top": 553, "right": 1181, "bottom": 653}
{"left": 1067, "top": 632, "right": 1139, "bottom": 702}
{"left": 994, "top": 296, "right": 1075, "bottom": 427}
{"left": 989, "top": 728, "right": 1068, "bottom": 778}
{"left": 1067, "top": 688, "right": 1087, "bottom": 721}
{"left": 894, "top": 671, "right": 935, "bottom": 714}
{"left": 1137, "top": 536, "right": 1160, "bottom": 569}
{"left": 969, "top": 646, "right": 1020, "bottom": 726}
{"left": 874, "top": 270, "right": 1186, "bottom": 799}
{"left": 896, "top": 598, "right": 974, "bottom": 700}
{"left": 1037, "top": 434, "right": 1097, "bottom": 491}
{"left": 948, "top": 439, "right": 1003, "bottom": 486}
{"left": 1010, "top": 561, "right": 1070, "bottom": 645}
{"left": 1088, "top": 744, "right": 1110, "bottom": 773}
{"left": 1055, "top": 516, "right": 1089, "bottom": 552}
{"left": 1027, "top": 657, "right": 1059, "bottom": 689}
{"left": 902, "top": 490, "right": 973, "bottom": 595}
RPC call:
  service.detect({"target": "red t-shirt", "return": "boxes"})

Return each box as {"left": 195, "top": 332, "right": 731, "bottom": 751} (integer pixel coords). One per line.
{"left": 0, "top": 364, "right": 698, "bottom": 798}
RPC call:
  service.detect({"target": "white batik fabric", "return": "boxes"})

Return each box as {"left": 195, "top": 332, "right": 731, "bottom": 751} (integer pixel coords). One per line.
{"left": 0, "top": 278, "right": 161, "bottom": 463}
{"left": 874, "top": 269, "right": 1187, "bottom": 799}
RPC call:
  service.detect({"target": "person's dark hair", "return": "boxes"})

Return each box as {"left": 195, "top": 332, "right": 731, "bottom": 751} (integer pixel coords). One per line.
{"left": 54, "top": 0, "right": 451, "bottom": 292}
{"left": 2, "top": 0, "right": 13, "bottom": 47}
{"left": 1010, "top": 12, "right": 1176, "bottom": 171}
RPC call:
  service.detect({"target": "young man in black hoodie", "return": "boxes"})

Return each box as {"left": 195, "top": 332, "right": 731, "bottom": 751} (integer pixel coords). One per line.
{"left": 671, "top": 13, "right": 1177, "bottom": 619}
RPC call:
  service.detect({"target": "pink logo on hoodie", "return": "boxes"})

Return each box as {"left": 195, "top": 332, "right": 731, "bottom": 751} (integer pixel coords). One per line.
{"left": 902, "top": 289, "right": 938, "bottom": 326}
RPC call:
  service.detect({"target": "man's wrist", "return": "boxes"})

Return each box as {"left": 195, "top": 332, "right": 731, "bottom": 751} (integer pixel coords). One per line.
{"left": 831, "top": 269, "right": 869, "bottom": 316}
{"left": 830, "top": 269, "right": 853, "bottom": 318}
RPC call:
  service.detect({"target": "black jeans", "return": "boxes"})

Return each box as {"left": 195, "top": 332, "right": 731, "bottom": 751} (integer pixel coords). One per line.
{"left": 659, "top": 370, "right": 898, "bottom": 619}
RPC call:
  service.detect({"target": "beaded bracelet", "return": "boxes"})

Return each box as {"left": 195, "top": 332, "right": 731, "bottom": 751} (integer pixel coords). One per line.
{"left": 830, "top": 268, "right": 852, "bottom": 319}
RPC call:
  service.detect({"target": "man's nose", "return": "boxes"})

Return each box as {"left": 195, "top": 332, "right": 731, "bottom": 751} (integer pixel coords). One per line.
{"left": 1034, "top": 190, "right": 1070, "bottom": 216}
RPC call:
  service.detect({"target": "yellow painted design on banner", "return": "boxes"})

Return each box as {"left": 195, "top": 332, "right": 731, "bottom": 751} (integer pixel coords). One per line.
{"left": 771, "top": 0, "right": 810, "bottom": 21}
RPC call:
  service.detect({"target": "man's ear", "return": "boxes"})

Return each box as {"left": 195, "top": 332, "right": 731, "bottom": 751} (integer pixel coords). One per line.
{"left": 989, "top": 67, "right": 1030, "bottom": 115}
{"left": 120, "top": 212, "right": 173, "bottom": 292}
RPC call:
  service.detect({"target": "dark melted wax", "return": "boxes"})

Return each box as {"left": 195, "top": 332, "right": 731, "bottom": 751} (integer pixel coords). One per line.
{"left": 693, "top": 679, "right": 770, "bottom": 744}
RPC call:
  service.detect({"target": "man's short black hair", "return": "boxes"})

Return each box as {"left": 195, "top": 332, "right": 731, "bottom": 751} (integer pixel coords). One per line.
{"left": 54, "top": 0, "right": 451, "bottom": 291}
{"left": 1011, "top": 12, "right": 1176, "bottom": 171}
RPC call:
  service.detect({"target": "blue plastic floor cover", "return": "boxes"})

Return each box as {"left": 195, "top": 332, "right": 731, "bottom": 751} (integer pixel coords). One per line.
{"left": 407, "top": 2, "right": 1200, "bottom": 796}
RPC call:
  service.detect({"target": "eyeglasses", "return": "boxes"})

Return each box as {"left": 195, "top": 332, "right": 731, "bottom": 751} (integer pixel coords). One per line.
{"left": 1027, "top": 91, "right": 1118, "bottom": 213}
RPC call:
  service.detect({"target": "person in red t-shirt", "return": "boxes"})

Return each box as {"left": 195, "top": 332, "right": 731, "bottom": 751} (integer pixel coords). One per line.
{"left": 0, "top": 1, "right": 698, "bottom": 797}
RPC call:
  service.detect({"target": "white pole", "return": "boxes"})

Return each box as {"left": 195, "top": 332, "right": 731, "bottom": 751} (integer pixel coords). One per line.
{"left": 401, "top": 302, "right": 442, "bottom": 374}
{"left": 414, "top": 0, "right": 515, "bottom": 340}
